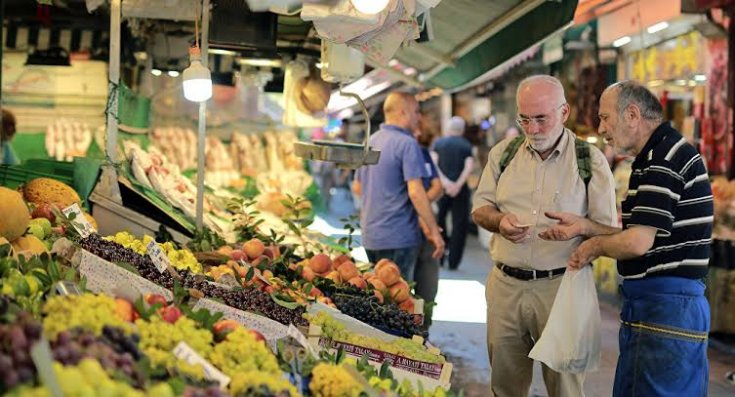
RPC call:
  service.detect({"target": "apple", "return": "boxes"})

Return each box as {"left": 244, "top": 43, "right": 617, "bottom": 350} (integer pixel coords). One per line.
{"left": 242, "top": 239, "right": 265, "bottom": 260}
{"left": 308, "top": 254, "right": 332, "bottom": 273}
{"left": 363, "top": 272, "right": 376, "bottom": 280}
{"left": 375, "top": 258, "right": 393, "bottom": 272}
{"left": 249, "top": 329, "right": 266, "bottom": 342}
{"left": 145, "top": 294, "right": 168, "bottom": 308}
{"left": 31, "top": 204, "right": 56, "bottom": 224}
{"left": 159, "top": 306, "right": 182, "bottom": 324}
{"left": 213, "top": 319, "right": 240, "bottom": 334}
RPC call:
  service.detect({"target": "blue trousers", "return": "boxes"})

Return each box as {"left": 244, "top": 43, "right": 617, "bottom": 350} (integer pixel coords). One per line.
{"left": 613, "top": 276, "right": 710, "bottom": 397}
{"left": 366, "top": 246, "right": 420, "bottom": 282}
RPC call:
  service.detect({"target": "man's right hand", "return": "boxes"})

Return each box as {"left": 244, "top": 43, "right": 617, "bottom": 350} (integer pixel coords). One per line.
{"left": 538, "top": 211, "right": 587, "bottom": 241}
{"left": 498, "top": 214, "right": 530, "bottom": 243}
{"left": 428, "top": 228, "right": 445, "bottom": 259}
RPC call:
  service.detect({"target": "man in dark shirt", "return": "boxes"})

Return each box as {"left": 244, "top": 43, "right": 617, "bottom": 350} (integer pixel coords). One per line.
{"left": 540, "top": 81, "right": 713, "bottom": 396}
{"left": 432, "top": 116, "right": 475, "bottom": 269}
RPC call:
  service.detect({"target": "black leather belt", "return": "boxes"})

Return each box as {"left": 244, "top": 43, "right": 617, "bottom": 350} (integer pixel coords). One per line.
{"left": 496, "top": 262, "right": 566, "bottom": 281}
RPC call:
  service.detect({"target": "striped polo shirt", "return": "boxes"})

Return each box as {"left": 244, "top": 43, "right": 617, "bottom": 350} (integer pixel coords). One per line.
{"left": 619, "top": 122, "right": 713, "bottom": 279}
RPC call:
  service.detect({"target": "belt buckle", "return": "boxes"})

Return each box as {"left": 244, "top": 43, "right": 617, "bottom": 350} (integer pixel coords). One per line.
{"left": 531, "top": 269, "right": 537, "bottom": 280}
{"left": 549, "top": 270, "right": 554, "bottom": 280}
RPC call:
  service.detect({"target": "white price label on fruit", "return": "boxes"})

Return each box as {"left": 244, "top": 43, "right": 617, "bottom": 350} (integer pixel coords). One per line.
{"left": 146, "top": 240, "right": 171, "bottom": 274}
{"left": 172, "top": 342, "right": 231, "bottom": 389}
{"left": 62, "top": 203, "right": 95, "bottom": 238}
{"left": 288, "top": 324, "right": 317, "bottom": 358}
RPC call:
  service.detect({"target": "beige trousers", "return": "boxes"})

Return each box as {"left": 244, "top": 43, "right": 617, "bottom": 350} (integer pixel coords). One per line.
{"left": 485, "top": 266, "right": 585, "bottom": 397}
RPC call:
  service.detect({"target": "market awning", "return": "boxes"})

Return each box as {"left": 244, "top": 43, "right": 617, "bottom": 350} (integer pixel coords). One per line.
{"left": 393, "top": 0, "right": 579, "bottom": 89}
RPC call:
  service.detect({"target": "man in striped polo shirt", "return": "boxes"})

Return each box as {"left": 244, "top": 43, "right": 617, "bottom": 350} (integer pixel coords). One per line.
{"left": 541, "top": 81, "right": 712, "bottom": 396}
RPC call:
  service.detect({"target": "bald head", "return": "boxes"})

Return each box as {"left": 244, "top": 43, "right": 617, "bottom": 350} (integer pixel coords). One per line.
{"left": 383, "top": 92, "right": 420, "bottom": 131}
{"left": 517, "top": 75, "right": 566, "bottom": 106}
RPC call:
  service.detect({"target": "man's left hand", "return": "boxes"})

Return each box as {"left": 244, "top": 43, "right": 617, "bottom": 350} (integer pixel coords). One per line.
{"left": 538, "top": 211, "right": 587, "bottom": 241}
{"left": 568, "top": 237, "right": 601, "bottom": 269}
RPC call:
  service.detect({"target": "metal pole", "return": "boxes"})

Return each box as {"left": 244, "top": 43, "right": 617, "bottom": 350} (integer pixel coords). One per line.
{"left": 107, "top": 0, "right": 121, "bottom": 162}
{"left": 195, "top": 0, "right": 210, "bottom": 228}
{"left": 96, "top": 0, "right": 123, "bottom": 202}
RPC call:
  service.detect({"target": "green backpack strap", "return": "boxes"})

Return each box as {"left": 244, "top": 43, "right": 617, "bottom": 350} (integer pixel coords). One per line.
{"left": 499, "top": 136, "right": 526, "bottom": 174}
{"left": 499, "top": 135, "right": 592, "bottom": 188}
{"left": 574, "top": 137, "right": 592, "bottom": 188}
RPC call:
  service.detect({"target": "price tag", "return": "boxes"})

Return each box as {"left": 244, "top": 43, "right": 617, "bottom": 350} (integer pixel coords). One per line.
{"left": 288, "top": 324, "right": 317, "bottom": 358}
{"left": 146, "top": 240, "right": 171, "bottom": 274}
{"left": 172, "top": 342, "right": 231, "bottom": 389}
{"left": 62, "top": 203, "right": 95, "bottom": 238}
{"left": 30, "top": 338, "right": 63, "bottom": 397}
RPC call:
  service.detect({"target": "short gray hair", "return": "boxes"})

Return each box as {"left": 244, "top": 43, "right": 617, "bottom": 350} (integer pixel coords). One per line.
{"left": 611, "top": 81, "right": 663, "bottom": 121}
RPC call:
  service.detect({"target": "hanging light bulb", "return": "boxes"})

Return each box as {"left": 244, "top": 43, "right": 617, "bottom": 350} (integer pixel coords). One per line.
{"left": 183, "top": 46, "right": 212, "bottom": 102}
{"left": 351, "top": 0, "right": 390, "bottom": 14}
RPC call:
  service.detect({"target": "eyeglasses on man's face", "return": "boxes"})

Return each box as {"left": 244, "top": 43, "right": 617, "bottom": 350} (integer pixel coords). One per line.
{"left": 516, "top": 103, "right": 566, "bottom": 128}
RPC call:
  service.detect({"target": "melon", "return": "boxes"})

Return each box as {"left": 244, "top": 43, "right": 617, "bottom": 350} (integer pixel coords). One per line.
{"left": 23, "top": 178, "right": 81, "bottom": 209}
{"left": 11, "top": 235, "right": 48, "bottom": 258}
{"left": 0, "top": 187, "right": 31, "bottom": 241}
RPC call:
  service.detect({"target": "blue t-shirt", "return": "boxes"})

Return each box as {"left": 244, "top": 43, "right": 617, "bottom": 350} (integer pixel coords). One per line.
{"left": 432, "top": 135, "right": 473, "bottom": 181}
{"left": 420, "top": 147, "right": 437, "bottom": 190}
{"left": 356, "top": 124, "right": 428, "bottom": 250}
{"left": 1, "top": 142, "right": 19, "bottom": 165}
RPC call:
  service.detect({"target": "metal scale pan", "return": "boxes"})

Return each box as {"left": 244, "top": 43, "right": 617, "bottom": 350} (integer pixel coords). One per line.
{"left": 294, "top": 90, "right": 380, "bottom": 169}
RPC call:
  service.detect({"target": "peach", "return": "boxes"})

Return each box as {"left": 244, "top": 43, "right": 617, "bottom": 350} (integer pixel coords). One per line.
{"left": 337, "top": 261, "right": 359, "bottom": 281}
{"left": 389, "top": 280, "right": 410, "bottom": 303}
{"left": 398, "top": 299, "right": 415, "bottom": 313}
{"left": 333, "top": 254, "right": 351, "bottom": 267}
{"left": 373, "top": 289, "right": 384, "bottom": 304}
{"left": 363, "top": 271, "right": 376, "bottom": 280}
{"left": 377, "top": 263, "right": 402, "bottom": 286}
{"left": 230, "top": 249, "right": 247, "bottom": 261}
{"left": 217, "top": 245, "right": 234, "bottom": 256}
{"left": 301, "top": 266, "right": 316, "bottom": 282}
{"left": 243, "top": 239, "right": 265, "bottom": 260}
{"left": 367, "top": 278, "right": 387, "bottom": 292}
{"left": 114, "top": 298, "right": 136, "bottom": 322}
{"left": 308, "top": 253, "right": 332, "bottom": 273}
{"left": 251, "top": 255, "right": 271, "bottom": 267}
{"left": 308, "top": 287, "right": 324, "bottom": 298}
{"left": 375, "top": 258, "right": 393, "bottom": 271}
{"left": 347, "top": 277, "right": 367, "bottom": 289}
{"left": 325, "top": 271, "right": 342, "bottom": 284}
{"left": 262, "top": 269, "right": 274, "bottom": 279}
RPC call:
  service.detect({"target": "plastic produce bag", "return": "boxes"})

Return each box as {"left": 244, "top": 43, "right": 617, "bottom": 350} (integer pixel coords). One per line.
{"left": 528, "top": 266, "right": 601, "bottom": 373}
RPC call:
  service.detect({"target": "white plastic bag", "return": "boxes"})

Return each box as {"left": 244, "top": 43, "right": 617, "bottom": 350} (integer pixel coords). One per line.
{"left": 528, "top": 266, "right": 601, "bottom": 373}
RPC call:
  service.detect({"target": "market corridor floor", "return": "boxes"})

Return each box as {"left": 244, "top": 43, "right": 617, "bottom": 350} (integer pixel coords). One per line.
{"left": 428, "top": 236, "right": 735, "bottom": 397}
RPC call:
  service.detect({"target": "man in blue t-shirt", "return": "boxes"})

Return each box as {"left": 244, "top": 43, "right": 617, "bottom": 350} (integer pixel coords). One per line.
{"left": 432, "top": 116, "right": 474, "bottom": 269}
{"left": 354, "top": 92, "right": 444, "bottom": 280}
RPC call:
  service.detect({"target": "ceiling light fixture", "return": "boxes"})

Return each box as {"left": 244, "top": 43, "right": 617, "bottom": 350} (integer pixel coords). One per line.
{"left": 167, "top": 70, "right": 180, "bottom": 77}
{"left": 647, "top": 21, "right": 669, "bottom": 34}
{"left": 236, "top": 58, "right": 282, "bottom": 68}
{"left": 613, "top": 36, "right": 631, "bottom": 47}
{"left": 350, "top": 0, "right": 390, "bottom": 14}
{"left": 151, "top": 69, "right": 162, "bottom": 76}
{"left": 182, "top": 3, "right": 212, "bottom": 102}
{"left": 694, "top": 74, "right": 707, "bottom": 82}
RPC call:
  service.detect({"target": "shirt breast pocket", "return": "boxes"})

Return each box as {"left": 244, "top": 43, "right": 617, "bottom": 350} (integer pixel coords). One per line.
{"left": 549, "top": 176, "right": 586, "bottom": 215}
